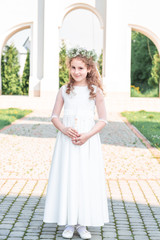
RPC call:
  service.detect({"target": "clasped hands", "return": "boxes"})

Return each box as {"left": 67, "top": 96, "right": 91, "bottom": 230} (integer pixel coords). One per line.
{"left": 62, "top": 127, "right": 90, "bottom": 145}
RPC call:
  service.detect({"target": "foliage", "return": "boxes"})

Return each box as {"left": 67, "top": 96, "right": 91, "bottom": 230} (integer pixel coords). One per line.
{"left": 131, "top": 85, "right": 142, "bottom": 97}
{"left": 131, "top": 31, "right": 157, "bottom": 86}
{"left": 59, "top": 40, "right": 69, "bottom": 88}
{"left": 0, "top": 108, "right": 32, "bottom": 130}
{"left": 22, "top": 50, "right": 30, "bottom": 95}
{"left": 97, "top": 50, "right": 103, "bottom": 77}
{"left": 148, "top": 53, "right": 160, "bottom": 88}
{"left": 121, "top": 111, "right": 160, "bottom": 150}
{"left": 131, "top": 85, "right": 158, "bottom": 97}
{"left": 1, "top": 44, "right": 23, "bottom": 95}
{"left": 131, "top": 31, "right": 160, "bottom": 97}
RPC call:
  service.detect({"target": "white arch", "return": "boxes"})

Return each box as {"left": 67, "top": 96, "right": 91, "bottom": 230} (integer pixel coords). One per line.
{"left": 1, "top": 22, "right": 32, "bottom": 51}
{"left": 129, "top": 24, "right": 160, "bottom": 55}
{"left": 59, "top": 3, "right": 104, "bottom": 29}
{"left": 0, "top": 22, "right": 32, "bottom": 95}
{"left": 58, "top": 3, "right": 105, "bottom": 77}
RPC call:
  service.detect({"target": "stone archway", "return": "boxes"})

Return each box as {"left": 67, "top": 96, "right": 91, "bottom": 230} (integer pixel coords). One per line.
{"left": 0, "top": 22, "right": 32, "bottom": 95}
{"left": 129, "top": 24, "right": 160, "bottom": 55}
{"left": 59, "top": 3, "right": 105, "bottom": 77}
{"left": 60, "top": 3, "right": 104, "bottom": 29}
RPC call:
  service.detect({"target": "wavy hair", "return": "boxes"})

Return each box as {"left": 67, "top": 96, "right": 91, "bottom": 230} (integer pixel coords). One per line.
{"left": 65, "top": 55, "right": 104, "bottom": 99}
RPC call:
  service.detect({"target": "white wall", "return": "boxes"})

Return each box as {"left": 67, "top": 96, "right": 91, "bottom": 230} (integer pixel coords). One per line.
{"left": 41, "top": 0, "right": 60, "bottom": 97}
{"left": 0, "top": 0, "right": 42, "bottom": 96}
{"left": 0, "top": 0, "right": 35, "bottom": 34}
{"left": 0, "top": 0, "right": 160, "bottom": 97}
{"left": 104, "top": 0, "right": 160, "bottom": 96}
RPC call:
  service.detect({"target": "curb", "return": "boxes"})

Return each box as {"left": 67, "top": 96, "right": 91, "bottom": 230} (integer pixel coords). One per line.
{"left": 119, "top": 112, "right": 160, "bottom": 163}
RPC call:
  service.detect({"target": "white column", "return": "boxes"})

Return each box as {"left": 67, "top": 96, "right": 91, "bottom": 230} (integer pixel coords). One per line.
{"left": 29, "top": 0, "right": 44, "bottom": 97}
{"left": 41, "top": 0, "right": 60, "bottom": 97}
{"left": 95, "top": 0, "right": 106, "bottom": 80}
{"left": 104, "top": 0, "right": 130, "bottom": 98}
{"left": 37, "top": 0, "right": 44, "bottom": 81}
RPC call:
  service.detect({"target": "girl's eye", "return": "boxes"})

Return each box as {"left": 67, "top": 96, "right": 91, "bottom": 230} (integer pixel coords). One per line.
{"left": 71, "top": 66, "right": 75, "bottom": 69}
{"left": 79, "top": 67, "right": 83, "bottom": 70}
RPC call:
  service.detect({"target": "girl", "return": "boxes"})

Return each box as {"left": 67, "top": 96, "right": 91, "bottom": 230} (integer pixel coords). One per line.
{"left": 43, "top": 47, "right": 109, "bottom": 239}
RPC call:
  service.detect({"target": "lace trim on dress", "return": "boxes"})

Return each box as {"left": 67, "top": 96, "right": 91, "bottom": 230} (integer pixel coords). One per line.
{"left": 51, "top": 114, "right": 59, "bottom": 120}
{"left": 98, "top": 118, "right": 108, "bottom": 124}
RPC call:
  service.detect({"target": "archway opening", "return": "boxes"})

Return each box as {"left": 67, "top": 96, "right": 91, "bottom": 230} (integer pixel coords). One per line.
{"left": 130, "top": 30, "right": 160, "bottom": 98}
{"left": 59, "top": 7, "right": 103, "bottom": 87}
{"left": 1, "top": 28, "right": 31, "bottom": 95}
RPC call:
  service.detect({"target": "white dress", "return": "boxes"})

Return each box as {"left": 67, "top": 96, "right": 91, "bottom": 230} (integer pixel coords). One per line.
{"left": 43, "top": 84, "right": 109, "bottom": 226}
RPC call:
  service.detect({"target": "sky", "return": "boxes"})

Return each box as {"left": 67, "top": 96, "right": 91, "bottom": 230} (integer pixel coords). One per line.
{"left": 7, "top": 9, "right": 103, "bottom": 57}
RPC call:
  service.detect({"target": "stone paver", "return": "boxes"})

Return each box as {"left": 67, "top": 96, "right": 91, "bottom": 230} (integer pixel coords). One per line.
{"left": 0, "top": 96, "right": 160, "bottom": 239}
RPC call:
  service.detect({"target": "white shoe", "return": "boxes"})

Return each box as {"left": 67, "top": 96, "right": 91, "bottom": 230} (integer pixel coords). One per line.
{"left": 76, "top": 225, "right": 91, "bottom": 239}
{"left": 62, "top": 225, "right": 75, "bottom": 239}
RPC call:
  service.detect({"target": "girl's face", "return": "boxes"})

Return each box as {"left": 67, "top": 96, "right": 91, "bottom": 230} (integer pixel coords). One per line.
{"left": 70, "top": 58, "right": 89, "bottom": 85}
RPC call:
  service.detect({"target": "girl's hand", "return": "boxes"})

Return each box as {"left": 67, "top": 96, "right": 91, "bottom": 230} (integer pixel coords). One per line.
{"left": 62, "top": 127, "right": 80, "bottom": 139}
{"left": 72, "top": 133, "right": 90, "bottom": 145}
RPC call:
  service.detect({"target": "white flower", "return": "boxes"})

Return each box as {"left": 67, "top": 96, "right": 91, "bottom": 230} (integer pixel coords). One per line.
{"left": 67, "top": 47, "right": 97, "bottom": 62}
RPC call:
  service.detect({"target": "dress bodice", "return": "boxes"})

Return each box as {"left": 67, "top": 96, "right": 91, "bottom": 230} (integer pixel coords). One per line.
{"left": 62, "top": 85, "right": 97, "bottom": 119}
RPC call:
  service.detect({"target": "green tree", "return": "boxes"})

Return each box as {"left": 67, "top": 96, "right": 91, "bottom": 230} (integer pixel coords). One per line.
{"left": 22, "top": 50, "right": 30, "bottom": 95}
{"left": 131, "top": 31, "right": 158, "bottom": 86}
{"left": 59, "top": 40, "right": 69, "bottom": 88}
{"left": 97, "top": 50, "right": 103, "bottom": 77}
{"left": 148, "top": 53, "right": 160, "bottom": 95}
{"left": 1, "top": 54, "right": 5, "bottom": 85}
{"left": 1, "top": 44, "right": 22, "bottom": 95}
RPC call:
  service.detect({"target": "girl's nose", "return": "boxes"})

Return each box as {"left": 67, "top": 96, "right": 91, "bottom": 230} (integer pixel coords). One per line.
{"left": 75, "top": 69, "right": 79, "bottom": 74}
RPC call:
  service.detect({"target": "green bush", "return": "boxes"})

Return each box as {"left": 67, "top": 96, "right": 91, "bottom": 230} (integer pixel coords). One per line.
{"left": 131, "top": 85, "right": 158, "bottom": 97}
{"left": 1, "top": 44, "right": 23, "bottom": 95}
{"left": 131, "top": 31, "right": 157, "bottom": 85}
{"left": 59, "top": 40, "right": 69, "bottom": 88}
{"left": 148, "top": 53, "right": 160, "bottom": 88}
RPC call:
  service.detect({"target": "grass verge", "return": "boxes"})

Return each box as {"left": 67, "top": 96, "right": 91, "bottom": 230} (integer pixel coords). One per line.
{"left": 121, "top": 110, "right": 160, "bottom": 150}
{"left": 131, "top": 86, "right": 159, "bottom": 97}
{"left": 0, "top": 108, "right": 32, "bottom": 130}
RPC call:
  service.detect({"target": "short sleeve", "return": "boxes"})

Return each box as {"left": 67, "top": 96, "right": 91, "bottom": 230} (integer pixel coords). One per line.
{"left": 61, "top": 84, "right": 67, "bottom": 99}
{"left": 95, "top": 87, "right": 108, "bottom": 124}
{"left": 51, "top": 86, "right": 64, "bottom": 120}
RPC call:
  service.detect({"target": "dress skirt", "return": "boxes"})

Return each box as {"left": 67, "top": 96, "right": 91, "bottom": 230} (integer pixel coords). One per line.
{"left": 43, "top": 114, "right": 109, "bottom": 226}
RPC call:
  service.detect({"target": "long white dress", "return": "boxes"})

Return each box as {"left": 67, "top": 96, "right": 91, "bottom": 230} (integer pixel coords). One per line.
{"left": 43, "top": 84, "right": 109, "bottom": 226}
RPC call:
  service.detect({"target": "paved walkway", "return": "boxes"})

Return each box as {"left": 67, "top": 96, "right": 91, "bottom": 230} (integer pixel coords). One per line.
{"left": 0, "top": 96, "right": 160, "bottom": 240}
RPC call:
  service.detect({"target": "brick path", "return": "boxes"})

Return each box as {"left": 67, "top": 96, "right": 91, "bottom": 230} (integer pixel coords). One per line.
{"left": 0, "top": 99, "right": 160, "bottom": 239}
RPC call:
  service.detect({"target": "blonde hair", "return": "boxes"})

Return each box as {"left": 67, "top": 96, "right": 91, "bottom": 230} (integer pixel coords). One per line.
{"left": 66, "top": 55, "right": 104, "bottom": 99}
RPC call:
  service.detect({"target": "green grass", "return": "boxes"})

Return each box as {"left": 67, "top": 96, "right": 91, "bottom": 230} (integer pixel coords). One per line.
{"left": 0, "top": 108, "right": 32, "bottom": 130}
{"left": 131, "top": 87, "right": 159, "bottom": 97}
{"left": 121, "top": 110, "right": 160, "bottom": 150}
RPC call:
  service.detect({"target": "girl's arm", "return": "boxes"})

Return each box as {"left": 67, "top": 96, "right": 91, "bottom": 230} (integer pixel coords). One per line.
{"left": 87, "top": 87, "right": 108, "bottom": 138}
{"left": 51, "top": 86, "right": 79, "bottom": 138}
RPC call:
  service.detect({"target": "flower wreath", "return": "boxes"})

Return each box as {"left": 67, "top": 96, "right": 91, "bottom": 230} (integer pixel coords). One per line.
{"left": 66, "top": 47, "right": 98, "bottom": 62}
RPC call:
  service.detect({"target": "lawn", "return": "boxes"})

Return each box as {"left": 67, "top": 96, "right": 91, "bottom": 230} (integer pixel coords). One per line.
{"left": 131, "top": 86, "right": 159, "bottom": 97}
{"left": 0, "top": 108, "right": 32, "bottom": 130}
{"left": 121, "top": 110, "right": 160, "bottom": 150}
